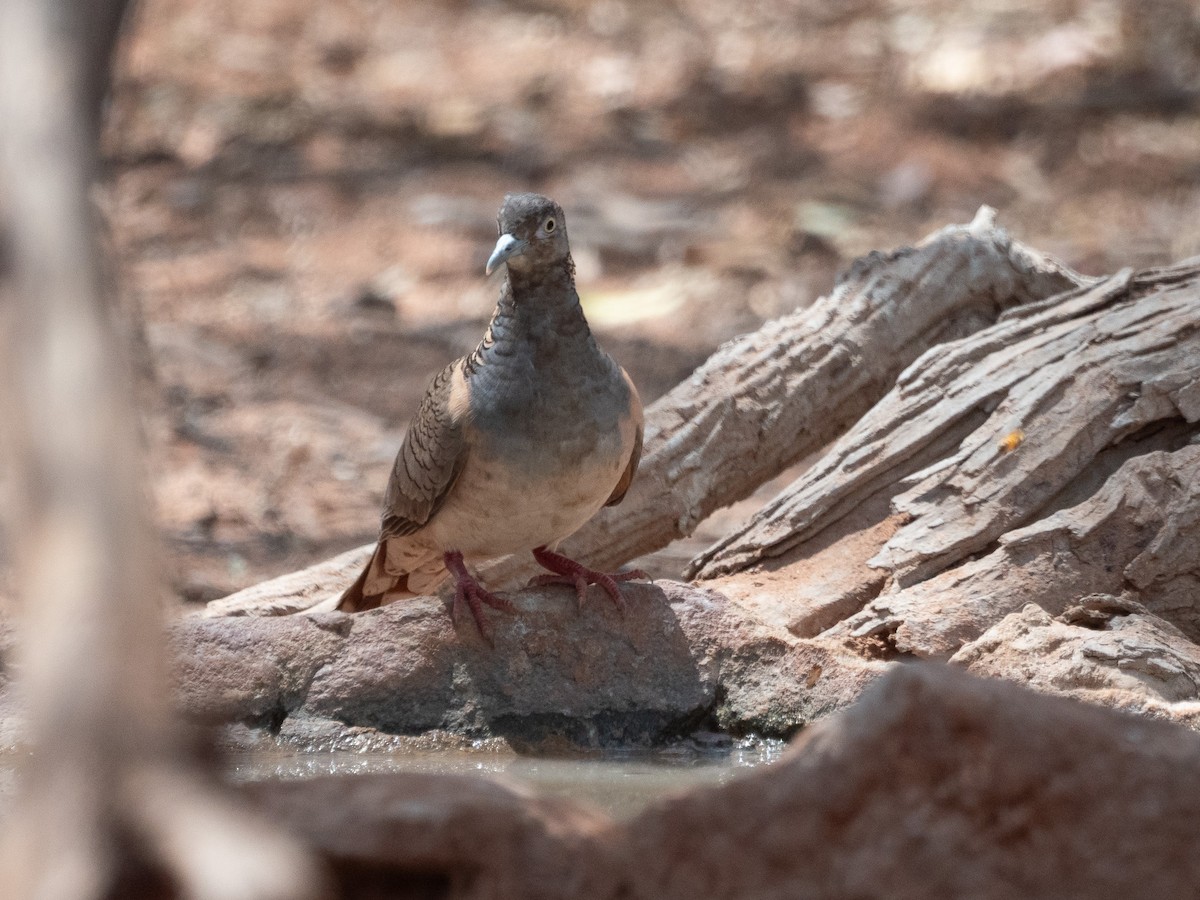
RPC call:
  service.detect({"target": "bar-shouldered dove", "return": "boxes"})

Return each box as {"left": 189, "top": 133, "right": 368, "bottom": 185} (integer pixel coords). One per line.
{"left": 338, "top": 193, "right": 647, "bottom": 637}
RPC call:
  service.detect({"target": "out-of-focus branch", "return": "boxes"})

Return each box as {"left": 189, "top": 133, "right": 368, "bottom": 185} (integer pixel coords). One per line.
{"left": 0, "top": 1, "right": 324, "bottom": 897}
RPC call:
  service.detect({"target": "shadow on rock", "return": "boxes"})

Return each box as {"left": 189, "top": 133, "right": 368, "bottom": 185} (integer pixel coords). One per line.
{"left": 171, "top": 578, "right": 886, "bottom": 748}
{"left": 292, "top": 580, "right": 720, "bottom": 748}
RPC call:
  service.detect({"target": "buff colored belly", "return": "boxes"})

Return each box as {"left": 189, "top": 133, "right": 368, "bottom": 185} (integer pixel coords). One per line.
{"left": 424, "top": 446, "right": 626, "bottom": 559}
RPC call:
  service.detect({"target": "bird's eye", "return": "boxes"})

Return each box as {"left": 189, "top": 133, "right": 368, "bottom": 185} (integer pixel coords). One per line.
{"left": 544, "top": 217, "right": 556, "bottom": 233}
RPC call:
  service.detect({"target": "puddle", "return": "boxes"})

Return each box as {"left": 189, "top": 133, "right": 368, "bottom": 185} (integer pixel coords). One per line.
{"left": 226, "top": 740, "right": 788, "bottom": 820}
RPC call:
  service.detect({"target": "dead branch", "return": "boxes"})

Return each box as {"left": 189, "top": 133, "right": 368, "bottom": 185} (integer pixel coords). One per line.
{"left": 486, "top": 209, "right": 1084, "bottom": 586}
{"left": 0, "top": 1, "right": 323, "bottom": 896}
{"left": 692, "top": 259, "right": 1200, "bottom": 651}
{"left": 693, "top": 262, "right": 1200, "bottom": 578}
{"left": 203, "top": 545, "right": 369, "bottom": 617}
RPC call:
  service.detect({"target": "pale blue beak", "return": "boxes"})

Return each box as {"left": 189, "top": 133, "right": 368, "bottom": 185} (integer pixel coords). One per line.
{"left": 485, "top": 233, "right": 528, "bottom": 275}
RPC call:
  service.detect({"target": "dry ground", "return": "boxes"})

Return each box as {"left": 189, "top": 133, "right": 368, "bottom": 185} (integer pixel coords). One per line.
{"left": 95, "top": 0, "right": 1200, "bottom": 603}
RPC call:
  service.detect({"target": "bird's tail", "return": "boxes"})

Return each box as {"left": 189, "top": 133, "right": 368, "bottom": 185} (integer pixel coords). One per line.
{"left": 338, "top": 542, "right": 396, "bottom": 612}
{"left": 337, "top": 539, "right": 447, "bottom": 612}
{"left": 336, "top": 546, "right": 378, "bottom": 612}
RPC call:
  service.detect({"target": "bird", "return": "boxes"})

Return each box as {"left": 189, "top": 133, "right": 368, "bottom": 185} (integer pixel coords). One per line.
{"left": 337, "top": 192, "right": 647, "bottom": 638}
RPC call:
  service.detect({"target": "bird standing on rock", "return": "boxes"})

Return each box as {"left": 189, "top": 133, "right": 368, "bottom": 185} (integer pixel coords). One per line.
{"left": 338, "top": 193, "right": 647, "bottom": 637}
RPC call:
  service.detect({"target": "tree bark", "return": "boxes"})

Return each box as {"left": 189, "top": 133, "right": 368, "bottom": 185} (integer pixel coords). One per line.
{"left": 691, "top": 259, "right": 1200, "bottom": 649}
{"left": 484, "top": 208, "right": 1086, "bottom": 587}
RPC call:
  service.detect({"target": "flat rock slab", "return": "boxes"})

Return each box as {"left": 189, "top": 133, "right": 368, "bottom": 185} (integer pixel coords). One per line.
{"left": 242, "top": 665, "right": 1200, "bottom": 899}
{"left": 953, "top": 600, "right": 1200, "bottom": 727}
{"left": 174, "top": 580, "right": 885, "bottom": 746}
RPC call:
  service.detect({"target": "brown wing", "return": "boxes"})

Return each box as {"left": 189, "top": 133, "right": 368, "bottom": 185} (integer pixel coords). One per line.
{"left": 380, "top": 359, "right": 472, "bottom": 538}
{"left": 605, "top": 367, "right": 643, "bottom": 507}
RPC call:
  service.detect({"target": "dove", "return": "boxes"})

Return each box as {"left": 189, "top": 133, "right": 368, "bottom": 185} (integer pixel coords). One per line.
{"left": 338, "top": 192, "right": 647, "bottom": 637}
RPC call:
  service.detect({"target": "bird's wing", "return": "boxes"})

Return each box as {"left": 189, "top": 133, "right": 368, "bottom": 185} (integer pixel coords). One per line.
{"left": 605, "top": 367, "right": 643, "bottom": 507}
{"left": 380, "top": 359, "right": 472, "bottom": 538}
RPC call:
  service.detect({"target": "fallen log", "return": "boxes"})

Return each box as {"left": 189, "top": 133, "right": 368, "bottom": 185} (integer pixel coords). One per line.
{"left": 197, "top": 220, "right": 1200, "bottom": 739}
{"left": 211, "top": 208, "right": 1084, "bottom": 614}
{"left": 692, "top": 260, "right": 1200, "bottom": 651}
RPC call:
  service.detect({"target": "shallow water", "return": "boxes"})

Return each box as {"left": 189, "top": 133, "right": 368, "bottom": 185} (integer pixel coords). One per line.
{"left": 227, "top": 741, "right": 787, "bottom": 820}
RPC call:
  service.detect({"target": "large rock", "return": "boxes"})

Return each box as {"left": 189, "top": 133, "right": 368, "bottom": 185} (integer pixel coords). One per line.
{"left": 619, "top": 664, "right": 1200, "bottom": 899}
{"left": 240, "top": 665, "right": 1200, "bottom": 899}
{"left": 173, "top": 580, "right": 884, "bottom": 746}
{"left": 952, "top": 599, "right": 1200, "bottom": 728}
{"left": 243, "top": 772, "right": 621, "bottom": 900}
{"left": 171, "top": 612, "right": 348, "bottom": 726}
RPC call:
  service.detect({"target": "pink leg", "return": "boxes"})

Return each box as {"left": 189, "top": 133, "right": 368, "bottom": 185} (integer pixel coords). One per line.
{"left": 529, "top": 546, "right": 650, "bottom": 612}
{"left": 444, "top": 550, "right": 515, "bottom": 641}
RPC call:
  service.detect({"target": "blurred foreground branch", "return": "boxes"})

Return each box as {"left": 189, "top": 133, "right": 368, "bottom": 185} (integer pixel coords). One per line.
{"left": 0, "top": 1, "right": 322, "bottom": 897}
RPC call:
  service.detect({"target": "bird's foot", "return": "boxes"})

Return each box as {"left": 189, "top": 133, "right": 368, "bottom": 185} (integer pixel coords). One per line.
{"left": 444, "top": 550, "right": 515, "bottom": 642}
{"left": 529, "top": 546, "right": 650, "bottom": 612}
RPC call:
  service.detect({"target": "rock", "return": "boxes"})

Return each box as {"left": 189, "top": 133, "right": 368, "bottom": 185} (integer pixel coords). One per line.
{"left": 952, "top": 601, "right": 1200, "bottom": 728}
{"left": 294, "top": 582, "right": 721, "bottom": 745}
{"left": 173, "top": 580, "right": 883, "bottom": 746}
{"left": 242, "top": 772, "right": 621, "bottom": 900}
{"left": 618, "top": 664, "right": 1200, "bottom": 899}
{"left": 235, "top": 665, "right": 1200, "bottom": 899}
{"left": 708, "top": 617, "right": 884, "bottom": 736}
{"left": 170, "top": 612, "right": 348, "bottom": 726}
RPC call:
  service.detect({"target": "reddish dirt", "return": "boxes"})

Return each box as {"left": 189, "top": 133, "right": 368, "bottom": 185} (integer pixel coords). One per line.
{"left": 99, "top": 0, "right": 1200, "bottom": 604}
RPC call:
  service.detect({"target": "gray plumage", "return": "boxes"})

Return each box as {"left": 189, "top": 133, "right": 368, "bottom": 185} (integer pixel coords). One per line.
{"left": 339, "top": 193, "right": 643, "bottom": 620}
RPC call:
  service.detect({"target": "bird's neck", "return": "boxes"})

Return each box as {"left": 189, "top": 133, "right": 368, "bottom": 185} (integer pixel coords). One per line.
{"left": 467, "top": 257, "right": 599, "bottom": 376}
{"left": 505, "top": 257, "right": 586, "bottom": 332}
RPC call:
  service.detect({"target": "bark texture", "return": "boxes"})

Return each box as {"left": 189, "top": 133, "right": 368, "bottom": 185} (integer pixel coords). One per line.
{"left": 507, "top": 207, "right": 1085, "bottom": 579}
{"left": 202, "top": 219, "right": 1200, "bottom": 740}
{"left": 691, "top": 260, "right": 1200, "bottom": 663}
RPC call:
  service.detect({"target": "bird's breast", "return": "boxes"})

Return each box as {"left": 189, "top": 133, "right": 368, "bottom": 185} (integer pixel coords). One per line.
{"left": 467, "top": 350, "right": 630, "bottom": 472}
{"left": 423, "top": 439, "right": 627, "bottom": 558}
{"left": 424, "top": 356, "right": 636, "bottom": 558}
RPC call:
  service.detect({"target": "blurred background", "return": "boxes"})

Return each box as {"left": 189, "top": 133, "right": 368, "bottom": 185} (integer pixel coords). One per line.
{"left": 97, "top": 0, "right": 1200, "bottom": 605}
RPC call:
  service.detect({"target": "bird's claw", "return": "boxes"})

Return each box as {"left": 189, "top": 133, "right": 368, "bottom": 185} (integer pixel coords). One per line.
{"left": 452, "top": 580, "right": 515, "bottom": 644}
{"left": 529, "top": 546, "right": 650, "bottom": 613}
{"left": 444, "top": 550, "right": 515, "bottom": 643}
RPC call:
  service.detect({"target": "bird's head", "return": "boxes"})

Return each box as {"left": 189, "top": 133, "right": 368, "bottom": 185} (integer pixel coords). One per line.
{"left": 485, "top": 193, "right": 569, "bottom": 277}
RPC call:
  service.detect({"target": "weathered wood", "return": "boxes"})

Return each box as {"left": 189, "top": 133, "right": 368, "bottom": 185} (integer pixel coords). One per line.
{"left": 210, "top": 209, "right": 1084, "bottom": 615}
{"left": 480, "top": 208, "right": 1085, "bottom": 587}
{"left": 827, "top": 442, "right": 1200, "bottom": 659}
{"left": 202, "top": 545, "right": 368, "bottom": 617}
{"left": 691, "top": 261, "right": 1200, "bottom": 589}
